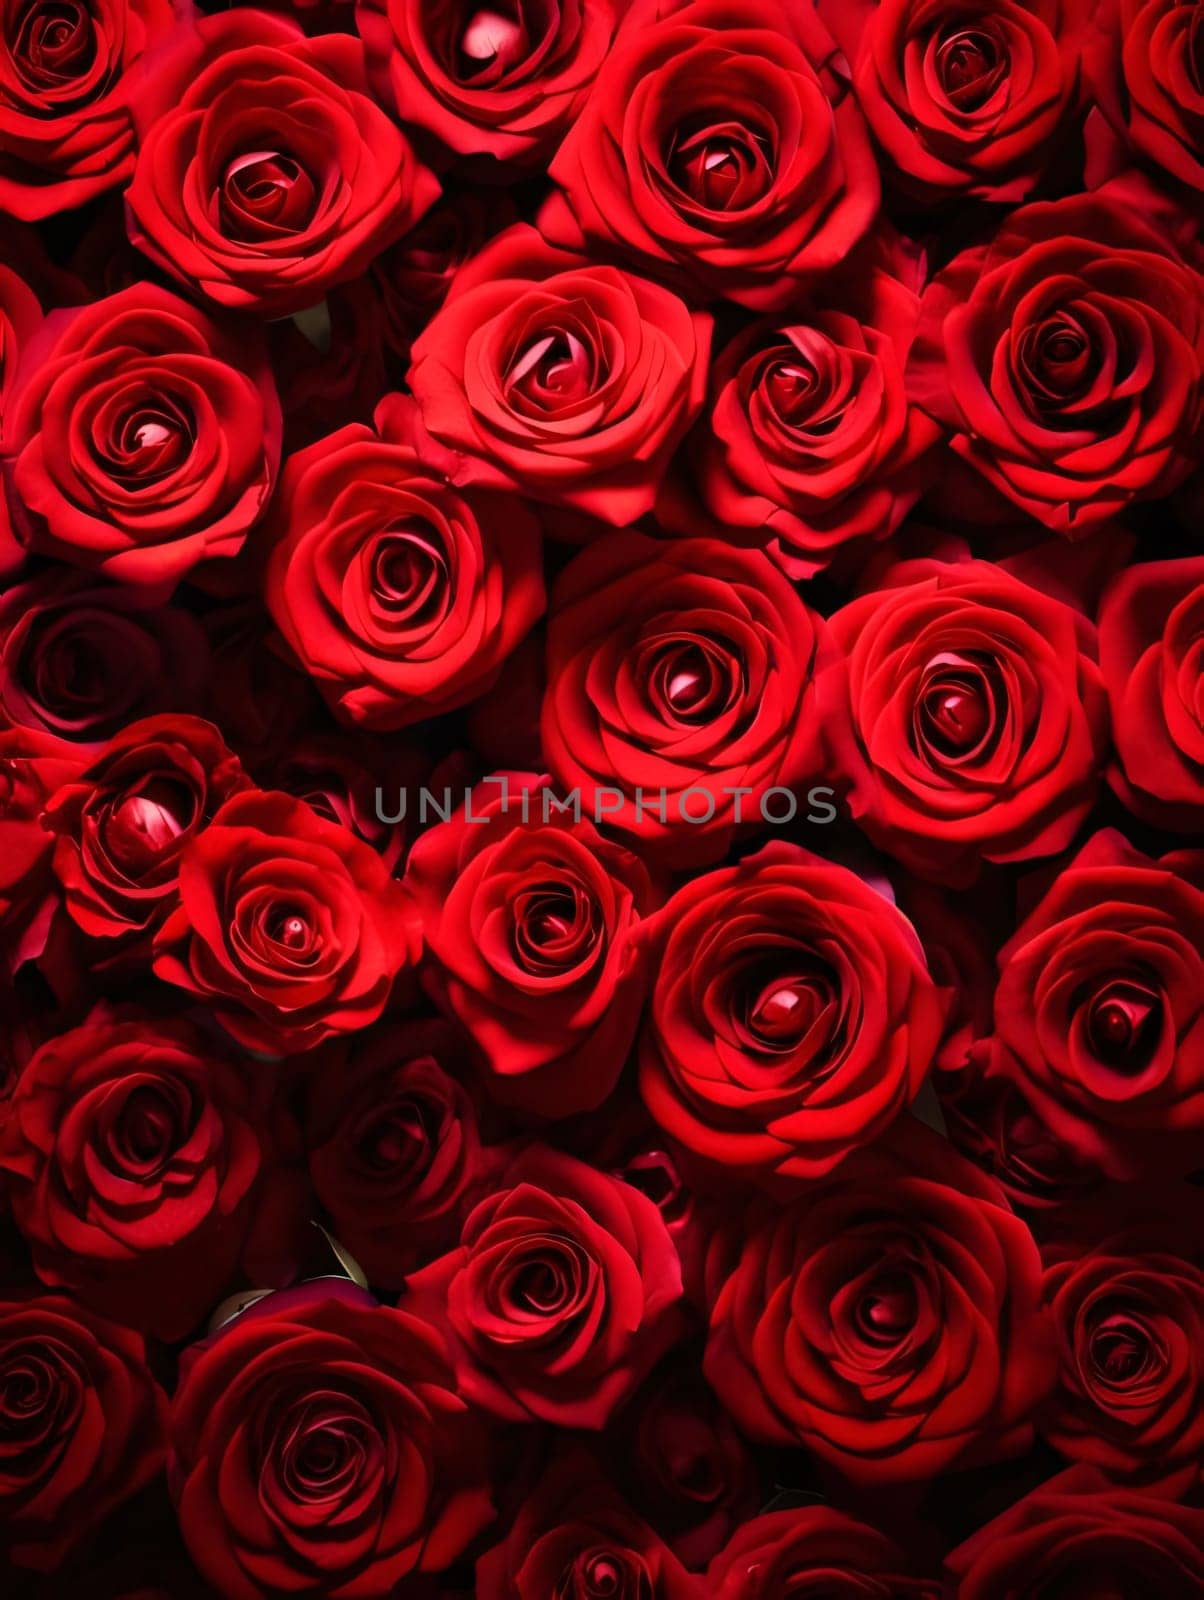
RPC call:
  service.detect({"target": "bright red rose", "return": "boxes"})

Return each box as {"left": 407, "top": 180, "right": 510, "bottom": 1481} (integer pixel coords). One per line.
{"left": 820, "top": 0, "right": 1087, "bottom": 201}
{"left": 152, "top": 788, "right": 419, "bottom": 1055}
{"left": 0, "top": 567, "right": 209, "bottom": 747}
{"left": 0, "top": 1294, "right": 166, "bottom": 1573}
{"left": 0, "top": 0, "right": 174, "bottom": 219}
{"left": 357, "top": 0, "right": 625, "bottom": 165}
{"left": 264, "top": 393, "right": 545, "bottom": 732}
{"left": 704, "top": 1123, "right": 1053, "bottom": 1484}
{"left": 405, "top": 774, "right": 656, "bottom": 1118}
{"left": 125, "top": 11, "right": 439, "bottom": 315}
{"left": 1041, "top": 1227, "right": 1204, "bottom": 1493}
{"left": 908, "top": 181, "right": 1204, "bottom": 531}
{"left": 476, "top": 1451, "right": 704, "bottom": 1600}
{"left": 0, "top": 726, "right": 83, "bottom": 975}
{"left": 944, "top": 1465, "right": 1204, "bottom": 1596}
{"left": 707, "top": 1507, "right": 938, "bottom": 1598}
{"left": 984, "top": 829, "right": 1204, "bottom": 1179}
{"left": 170, "top": 1287, "right": 494, "bottom": 1598}
{"left": 3, "top": 285, "right": 281, "bottom": 586}
{"left": 1087, "top": 0, "right": 1204, "bottom": 192}
{"left": 541, "top": 532, "right": 855, "bottom": 866}
{"left": 638, "top": 842, "right": 945, "bottom": 1183}
{"left": 541, "top": 0, "right": 879, "bottom": 310}
{"left": 830, "top": 555, "right": 1109, "bottom": 884}
{"left": 406, "top": 226, "right": 710, "bottom": 525}
{"left": 663, "top": 229, "right": 937, "bottom": 578}
{"left": 404, "top": 1146, "right": 683, "bottom": 1428}
{"left": 44, "top": 714, "right": 249, "bottom": 963}
{"left": 0, "top": 1013, "right": 292, "bottom": 1340}
{"left": 305, "top": 1018, "right": 486, "bottom": 1290}
{"left": 1098, "top": 555, "right": 1204, "bottom": 830}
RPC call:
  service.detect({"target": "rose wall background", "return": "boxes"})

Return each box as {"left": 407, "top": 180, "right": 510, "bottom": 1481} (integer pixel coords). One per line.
{"left": 0, "top": 0, "right": 1203, "bottom": 1594}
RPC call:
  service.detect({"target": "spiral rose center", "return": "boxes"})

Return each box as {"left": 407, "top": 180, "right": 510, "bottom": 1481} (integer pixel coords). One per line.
{"left": 507, "top": 326, "right": 598, "bottom": 408}
{"left": 1085, "top": 979, "right": 1162, "bottom": 1071}
{"left": 564, "top": 1547, "right": 646, "bottom": 1599}
{"left": 102, "top": 397, "right": 194, "bottom": 483}
{"left": 456, "top": 3, "right": 529, "bottom": 78}
{"left": 357, "top": 1095, "right": 435, "bottom": 1175}
{"left": 372, "top": 531, "right": 448, "bottom": 624}
{"left": 856, "top": 1271, "right": 918, "bottom": 1344}
{"left": 108, "top": 1081, "right": 185, "bottom": 1174}
{"left": 669, "top": 118, "right": 773, "bottom": 210}
{"left": 1019, "top": 311, "right": 1099, "bottom": 412}
{"left": 649, "top": 638, "right": 738, "bottom": 725}
{"left": 0, "top": 1348, "right": 64, "bottom": 1434}
{"left": 11, "top": 0, "right": 94, "bottom": 91}
{"left": 513, "top": 880, "right": 600, "bottom": 974}
{"left": 103, "top": 776, "right": 194, "bottom": 873}
{"left": 915, "top": 653, "right": 1002, "bottom": 763}
{"left": 221, "top": 150, "right": 316, "bottom": 239}
{"left": 1090, "top": 1316, "right": 1154, "bottom": 1386}
{"left": 270, "top": 1396, "right": 382, "bottom": 1510}
{"left": 933, "top": 23, "right": 1007, "bottom": 111}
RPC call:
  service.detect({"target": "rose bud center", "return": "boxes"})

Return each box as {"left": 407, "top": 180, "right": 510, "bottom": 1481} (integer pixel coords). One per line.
{"left": 221, "top": 149, "right": 316, "bottom": 239}
{"left": 670, "top": 117, "right": 773, "bottom": 211}
{"left": 104, "top": 775, "right": 194, "bottom": 872}
{"left": 13, "top": 0, "right": 94, "bottom": 89}
{"left": 1085, "top": 979, "right": 1162, "bottom": 1071}
{"left": 933, "top": 24, "right": 1008, "bottom": 111}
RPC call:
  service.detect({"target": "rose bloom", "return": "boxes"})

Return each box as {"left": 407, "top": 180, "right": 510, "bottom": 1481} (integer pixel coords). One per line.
{"left": 264, "top": 393, "right": 545, "bottom": 732}
{"left": 404, "top": 1146, "right": 683, "bottom": 1429}
{"left": 704, "top": 1123, "right": 1053, "bottom": 1484}
{"left": 820, "top": 0, "right": 1086, "bottom": 201}
{"left": 305, "top": 1018, "right": 485, "bottom": 1290}
{"left": 1041, "top": 1226, "right": 1204, "bottom": 1494}
{"left": 406, "top": 774, "right": 656, "bottom": 1118}
{"left": 406, "top": 225, "right": 709, "bottom": 525}
{"left": 0, "top": 0, "right": 173, "bottom": 219}
{"left": 357, "top": 0, "right": 624, "bottom": 165}
{"left": 984, "top": 829, "right": 1204, "bottom": 1179}
{"left": 541, "top": 0, "right": 879, "bottom": 310}
{"left": 944, "top": 1465, "right": 1204, "bottom": 1596}
{"left": 0, "top": 1294, "right": 166, "bottom": 1573}
{"left": 170, "top": 1287, "right": 494, "bottom": 1599}
{"left": 1087, "top": 0, "right": 1204, "bottom": 191}
{"left": 125, "top": 11, "right": 439, "bottom": 315}
{"left": 0, "top": 566, "right": 209, "bottom": 747}
{"left": 476, "top": 1450, "right": 704, "bottom": 1600}
{"left": 152, "top": 788, "right": 419, "bottom": 1055}
{"left": 0, "top": 726, "right": 83, "bottom": 974}
{"left": 829, "top": 555, "right": 1109, "bottom": 884}
{"left": 1098, "top": 555, "right": 1204, "bottom": 830}
{"left": 908, "top": 181, "right": 1204, "bottom": 531}
{"left": 638, "top": 842, "right": 945, "bottom": 1183}
{"left": 707, "top": 1508, "right": 938, "bottom": 1598}
{"left": 0, "top": 1013, "right": 288, "bottom": 1340}
{"left": 541, "top": 532, "right": 855, "bottom": 866}
{"left": 3, "top": 284, "right": 281, "bottom": 586}
{"left": 665, "top": 229, "right": 937, "bottom": 578}
{"left": 44, "top": 714, "right": 249, "bottom": 964}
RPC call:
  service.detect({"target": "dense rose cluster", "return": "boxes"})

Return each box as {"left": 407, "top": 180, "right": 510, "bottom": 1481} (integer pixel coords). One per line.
{"left": 0, "top": 0, "right": 1201, "bottom": 1594}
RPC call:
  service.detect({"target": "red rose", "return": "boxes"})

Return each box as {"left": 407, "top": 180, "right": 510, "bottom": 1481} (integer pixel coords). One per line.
{"left": 908, "top": 182, "right": 1204, "bottom": 531}
{"left": 1087, "top": 0, "right": 1204, "bottom": 192}
{"left": 125, "top": 11, "right": 439, "bottom": 315}
{"left": 704, "top": 1124, "right": 1053, "bottom": 1484}
{"left": 305, "top": 1018, "right": 485, "bottom": 1289}
{"left": 404, "top": 1146, "right": 683, "bottom": 1428}
{"left": 944, "top": 1465, "right": 1204, "bottom": 1596}
{"left": 405, "top": 774, "right": 656, "bottom": 1118}
{"left": 1041, "top": 1226, "right": 1204, "bottom": 1493}
{"left": 707, "top": 1507, "right": 937, "bottom": 1598}
{"left": 476, "top": 1451, "right": 704, "bottom": 1600}
{"left": 541, "top": 0, "right": 879, "bottom": 310}
{"left": 406, "top": 225, "right": 710, "bottom": 525}
{"left": 170, "top": 1288, "right": 494, "bottom": 1598}
{"left": 984, "top": 830, "right": 1204, "bottom": 1179}
{"left": 664, "top": 229, "right": 937, "bottom": 578}
{"left": 1098, "top": 555, "right": 1204, "bottom": 830}
{"left": 0, "top": 567, "right": 209, "bottom": 747}
{"left": 829, "top": 555, "right": 1109, "bottom": 883}
{"left": 821, "top": 0, "right": 1086, "bottom": 201}
{"left": 0, "top": 1294, "right": 166, "bottom": 1573}
{"left": 264, "top": 394, "right": 545, "bottom": 732}
{"left": 357, "top": 0, "right": 625, "bottom": 165}
{"left": 0, "top": 0, "right": 173, "bottom": 219}
{"left": 0, "top": 255, "right": 41, "bottom": 428}
{"left": 152, "top": 788, "right": 419, "bottom": 1055}
{"left": 0, "top": 1013, "right": 291, "bottom": 1339}
{"left": 541, "top": 532, "right": 855, "bottom": 866}
{"left": 638, "top": 842, "right": 945, "bottom": 1182}
{"left": 3, "top": 284, "right": 281, "bottom": 586}
{"left": 44, "top": 714, "right": 249, "bottom": 963}
{"left": 0, "top": 726, "right": 83, "bottom": 974}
